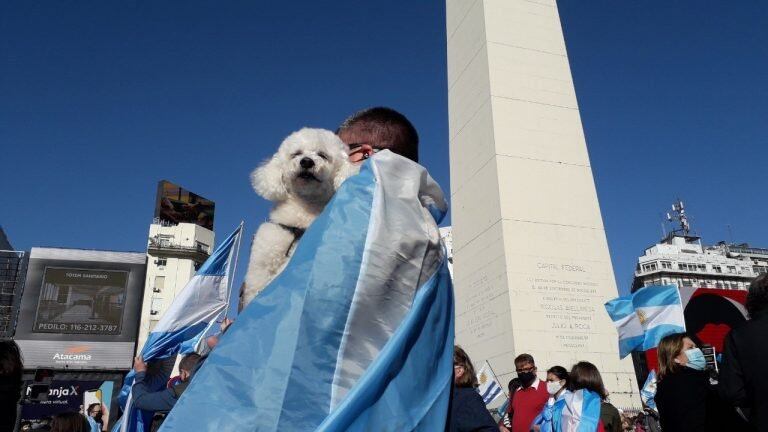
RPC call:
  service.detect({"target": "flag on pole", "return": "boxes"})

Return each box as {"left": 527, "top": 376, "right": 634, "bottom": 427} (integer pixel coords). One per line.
{"left": 604, "top": 296, "right": 644, "bottom": 358}
{"left": 632, "top": 285, "right": 686, "bottom": 350}
{"left": 114, "top": 223, "right": 243, "bottom": 432}
{"left": 476, "top": 361, "right": 503, "bottom": 405}
{"left": 159, "top": 150, "right": 453, "bottom": 432}
{"left": 605, "top": 285, "right": 686, "bottom": 357}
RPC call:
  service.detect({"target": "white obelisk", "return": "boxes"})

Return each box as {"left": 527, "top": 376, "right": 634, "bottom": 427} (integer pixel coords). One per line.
{"left": 446, "top": 0, "right": 639, "bottom": 407}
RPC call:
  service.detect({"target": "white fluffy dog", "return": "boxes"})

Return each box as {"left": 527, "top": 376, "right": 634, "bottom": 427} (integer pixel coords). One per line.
{"left": 241, "top": 128, "right": 357, "bottom": 308}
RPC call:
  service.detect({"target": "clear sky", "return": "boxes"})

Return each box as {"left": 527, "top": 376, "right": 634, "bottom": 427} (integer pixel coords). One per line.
{"left": 2, "top": 1, "right": 767, "bottom": 295}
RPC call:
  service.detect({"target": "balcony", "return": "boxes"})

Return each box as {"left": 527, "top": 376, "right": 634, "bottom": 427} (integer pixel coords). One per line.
{"left": 147, "top": 237, "right": 210, "bottom": 262}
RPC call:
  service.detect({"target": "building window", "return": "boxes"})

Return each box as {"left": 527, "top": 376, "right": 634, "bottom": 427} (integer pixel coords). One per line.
{"left": 712, "top": 265, "right": 722, "bottom": 273}
{"left": 661, "top": 261, "right": 672, "bottom": 269}
{"left": 728, "top": 266, "right": 737, "bottom": 274}
{"left": 154, "top": 276, "right": 165, "bottom": 293}
{"left": 642, "top": 263, "right": 658, "bottom": 272}
{"left": 678, "top": 263, "right": 687, "bottom": 271}
{"left": 156, "top": 258, "right": 167, "bottom": 268}
{"left": 150, "top": 297, "right": 163, "bottom": 315}
{"left": 697, "top": 264, "right": 706, "bottom": 272}
{"left": 157, "top": 235, "right": 174, "bottom": 247}
{"left": 754, "top": 266, "right": 768, "bottom": 274}
{"left": 682, "top": 280, "right": 693, "bottom": 287}
{"left": 196, "top": 242, "right": 210, "bottom": 253}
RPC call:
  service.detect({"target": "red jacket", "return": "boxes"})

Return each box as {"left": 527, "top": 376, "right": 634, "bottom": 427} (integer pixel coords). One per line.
{"left": 510, "top": 380, "right": 549, "bottom": 432}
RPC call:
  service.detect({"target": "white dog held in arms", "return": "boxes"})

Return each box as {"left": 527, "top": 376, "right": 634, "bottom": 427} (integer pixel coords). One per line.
{"left": 240, "top": 128, "right": 357, "bottom": 309}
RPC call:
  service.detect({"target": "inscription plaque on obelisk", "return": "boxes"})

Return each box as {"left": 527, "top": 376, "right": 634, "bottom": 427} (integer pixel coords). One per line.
{"left": 446, "top": 0, "right": 639, "bottom": 407}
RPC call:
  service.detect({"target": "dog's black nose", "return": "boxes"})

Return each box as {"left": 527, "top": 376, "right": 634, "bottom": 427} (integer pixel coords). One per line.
{"left": 300, "top": 157, "right": 315, "bottom": 169}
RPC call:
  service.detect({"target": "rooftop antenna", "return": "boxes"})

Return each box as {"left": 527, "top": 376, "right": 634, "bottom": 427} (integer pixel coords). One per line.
{"left": 666, "top": 199, "right": 690, "bottom": 236}
{"left": 727, "top": 224, "right": 734, "bottom": 244}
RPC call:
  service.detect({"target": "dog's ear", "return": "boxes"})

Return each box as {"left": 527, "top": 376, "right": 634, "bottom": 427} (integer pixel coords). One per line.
{"left": 251, "top": 156, "right": 288, "bottom": 201}
{"left": 333, "top": 159, "right": 359, "bottom": 190}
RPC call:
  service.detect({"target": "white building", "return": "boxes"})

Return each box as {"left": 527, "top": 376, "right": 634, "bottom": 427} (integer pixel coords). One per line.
{"left": 136, "top": 219, "right": 214, "bottom": 352}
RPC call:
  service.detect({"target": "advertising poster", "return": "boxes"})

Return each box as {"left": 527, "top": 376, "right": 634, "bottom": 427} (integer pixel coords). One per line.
{"left": 19, "top": 380, "right": 115, "bottom": 431}
{"left": 154, "top": 180, "right": 215, "bottom": 230}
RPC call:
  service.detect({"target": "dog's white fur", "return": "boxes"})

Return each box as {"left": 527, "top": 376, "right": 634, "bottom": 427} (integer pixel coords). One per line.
{"left": 241, "top": 128, "right": 357, "bottom": 308}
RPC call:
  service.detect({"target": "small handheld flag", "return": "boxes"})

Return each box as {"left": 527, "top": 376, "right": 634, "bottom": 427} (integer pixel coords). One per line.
{"left": 476, "top": 361, "right": 503, "bottom": 405}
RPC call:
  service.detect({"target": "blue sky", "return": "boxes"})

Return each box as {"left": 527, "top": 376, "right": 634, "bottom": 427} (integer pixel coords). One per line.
{"left": 2, "top": 1, "right": 767, "bottom": 295}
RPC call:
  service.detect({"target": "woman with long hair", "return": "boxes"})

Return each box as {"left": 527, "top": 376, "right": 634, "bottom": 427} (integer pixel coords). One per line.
{"left": 654, "top": 332, "right": 742, "bottom": 432}
{"left": 549, "top": 361, "right": 621, "bottom": 432}
{"left": 449, "top": 345, "right": 498, "bottom": 432}
{"left": 531, "top": 365, "right": 570, "bottom": 431}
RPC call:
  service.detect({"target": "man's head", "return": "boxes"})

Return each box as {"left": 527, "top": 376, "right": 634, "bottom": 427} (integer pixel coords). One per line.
{"left": 514, "top": 353, "right": 537, "bottom": 387}
{"left": 178, "top": 353, "right": 202, "bottom": 382}
{"left": 747, "top": 272, "right": 768, "bottom": 318}
{"left": 87, "top": 403, "right": 102, "bottom": 421}
{"left": 337, "top": 107, "right": 419, "bottom": 164}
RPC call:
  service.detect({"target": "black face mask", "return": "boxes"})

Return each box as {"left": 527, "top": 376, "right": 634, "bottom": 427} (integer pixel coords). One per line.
{"left": 93, "top": 413, "right": 103, "bottom": 422}
{"left": 517, "top": 371, "right": 536, "bottom": 387}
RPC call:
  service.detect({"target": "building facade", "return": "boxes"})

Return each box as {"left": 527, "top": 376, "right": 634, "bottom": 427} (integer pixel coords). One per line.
{"left": 0, "top": 227, "right": 26, "bottom": 338}
{"left": 136, "top": 220, "right": 214, "bottom": 352}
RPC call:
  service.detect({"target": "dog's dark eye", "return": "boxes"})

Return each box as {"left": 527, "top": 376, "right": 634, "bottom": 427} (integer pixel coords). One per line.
{"left": 292, "top": 151, "right": 302, "bottom": 158}
{"left": 318, "top": 152, "right": 328, "bottom": 160}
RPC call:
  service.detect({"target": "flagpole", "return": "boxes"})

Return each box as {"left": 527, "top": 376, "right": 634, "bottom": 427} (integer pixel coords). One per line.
{"left": 223, "top": 221, "right": 244, "bottom": 319}
{"left": 486, "top": 360, "right": 509, "bottom": 400}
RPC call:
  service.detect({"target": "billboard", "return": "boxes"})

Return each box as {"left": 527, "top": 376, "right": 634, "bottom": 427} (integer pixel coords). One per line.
{"left": 154, "top": 180, "right": 215, "bottom": 230}
{"left": 20, "top": 378, "right": 117, "bottom": 431}
{"left": 15, "top": 248, "right": 146, "bottom": 370}
{"left": 34, "top": 268, "right": 128, "bottom": 335}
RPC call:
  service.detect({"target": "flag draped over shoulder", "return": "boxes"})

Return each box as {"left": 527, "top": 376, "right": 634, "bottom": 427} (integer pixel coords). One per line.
{"left": 604, "top": 284, "right": 686, "bottom": 357}
{"left": 160, "top": 150, "right": 453, "bottom": 432}
{"left": 114, "top": 224, "right": 243, "bottom": 432}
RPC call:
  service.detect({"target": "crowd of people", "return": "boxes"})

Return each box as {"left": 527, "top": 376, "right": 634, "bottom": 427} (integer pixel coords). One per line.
{"left": 450, "top": 272, "right": 768, "bottom": 432}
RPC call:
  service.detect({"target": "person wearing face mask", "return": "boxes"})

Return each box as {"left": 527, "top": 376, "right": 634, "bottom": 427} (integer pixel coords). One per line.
{"left": 531, "top": 366, "right": 569, "bottom": 432}
{"left": 508, "top": 354, "right": 549, "bottom": 432}
{"left": 655, "top": 332, "right": 737, "bottom": 432}
{"left": 86, "top": 403, "right": 103, "bottom": 432}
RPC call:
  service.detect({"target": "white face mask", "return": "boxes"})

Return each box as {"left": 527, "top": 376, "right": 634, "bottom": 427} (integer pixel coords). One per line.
{"left": 546, "top": 380, "right": 563, "bottom": 395}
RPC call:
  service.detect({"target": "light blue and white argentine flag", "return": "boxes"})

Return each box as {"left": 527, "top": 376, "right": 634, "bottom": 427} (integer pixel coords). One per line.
{"left": 552, "top": 389, "right": 602, "bottom": 432}
{"left": 632, "top": 285, "right": 686, "bottom": 350}
{"left": 477, "top": 361, "right": 503, "bottom": 405}
{"left": 114, "top": 223, "right": 243, "bottom": 432}
{"left": 640, "top": 369, "right": 658, "bottom": 411}
{"left": 604, "top": 296, "right": 644, "bottom": 358}
{"left": 160, "top": 150, "right": 453, "bottom": 432}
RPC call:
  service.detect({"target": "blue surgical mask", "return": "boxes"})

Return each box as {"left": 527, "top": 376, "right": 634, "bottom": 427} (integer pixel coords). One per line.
{"left": 685, "top": 348, "right": 706, "bottom": 371}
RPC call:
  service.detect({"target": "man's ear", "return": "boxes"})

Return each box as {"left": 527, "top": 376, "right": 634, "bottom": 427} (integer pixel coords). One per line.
{"left": 251, "top": 156, "right": 288, "bottom": 201}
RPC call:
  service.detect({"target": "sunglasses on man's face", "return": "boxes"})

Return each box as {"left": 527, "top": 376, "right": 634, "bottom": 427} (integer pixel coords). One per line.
{"left": 347, "top": 142, "right": 384, "bottom": 161}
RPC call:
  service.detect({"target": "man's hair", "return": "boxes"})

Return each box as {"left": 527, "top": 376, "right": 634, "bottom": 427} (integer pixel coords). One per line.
{"left": 547, "top": 365, "right": 569, "bottom": 382}
{"left": 179, "top": 353, "right": 202, "bottom": 373}
{"left": 87, "top": 403, "right": 101, "bottom": 414}
{"left": 747, "top": 273, "right": 768, "bottom": 317}
{"left": 337, "top": 107, "right": 419, "bottom": 162}
{"left": 453, "top": 345, "right": 479, "bottom": 388}
{"left": 568, "top": 361, "right": 608, "bottom": 401}
{"left": 514, "top": 353, "right": 535, "bottom": 367}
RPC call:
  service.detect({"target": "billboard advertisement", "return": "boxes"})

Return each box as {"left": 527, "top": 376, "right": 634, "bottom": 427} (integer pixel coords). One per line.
{"left": 19, "top": 378, "right": 117, "bottom": 431}
{"left": 15, "top": 248, "right": 146, "bottom": 370}
{"left": 154, "top": 180, "right": 215, "bottom": 230}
